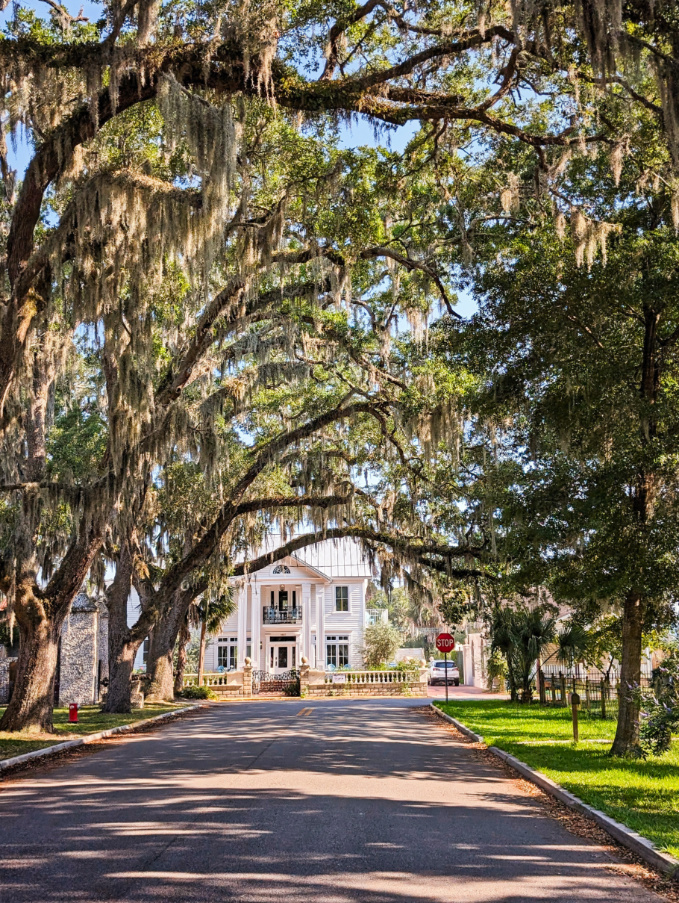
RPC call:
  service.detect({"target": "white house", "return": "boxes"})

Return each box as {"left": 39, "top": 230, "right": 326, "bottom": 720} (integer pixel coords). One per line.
{"left": 45, "top": 538, "right": 374, "bottom": 704}
{"left": 203, "top": 538, "right": 373, "bottom": 674}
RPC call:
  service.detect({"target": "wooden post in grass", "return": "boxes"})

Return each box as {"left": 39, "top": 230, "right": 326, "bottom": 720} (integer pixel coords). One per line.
{"left": 538, "top": 669, "right": 546, "bottom": 706}
{"left": 600, "top": 678, "right": 606, "bottom": 720}
{"left": 571, "top": 691, "right": 580, "bottom": 743}
{"left": 560, "top": 672, "right": 567, "bottom": 706}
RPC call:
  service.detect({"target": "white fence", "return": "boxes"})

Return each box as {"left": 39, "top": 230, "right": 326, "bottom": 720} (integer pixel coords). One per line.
{"left": 322, "top": 669, "right": 420, "bottom": 686}
{"left": 183, "top": 672, "right": 243, "bottom": 688}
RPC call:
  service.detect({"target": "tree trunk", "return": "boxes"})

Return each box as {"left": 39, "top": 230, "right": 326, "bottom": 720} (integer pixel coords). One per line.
{"left": 610, "top": 589, "right": 644, "bottom": 758}
{"left": 101, "top": 540, "right": 145, "bottom": 714}
{"left": 174, "top": 618, "right": 191, "bottom": 696}
{"left": 609, "top": 306, "right": 659, "bottom": 757}
{"left": 0, "top": 585, "right": 64, "bottom": 733}
{"left": 103, "top": 640, "right": 141, "bottom": 714}
{"left": 145, "top": 588, "right": 193, "bottom": 701}
{"left": 198, "top": 617, "right": 207, "bottom": 685}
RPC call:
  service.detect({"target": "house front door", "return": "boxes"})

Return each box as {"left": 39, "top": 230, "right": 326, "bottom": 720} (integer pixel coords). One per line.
{"left": 268, "top": 637, "right": 297, "bottom": 674}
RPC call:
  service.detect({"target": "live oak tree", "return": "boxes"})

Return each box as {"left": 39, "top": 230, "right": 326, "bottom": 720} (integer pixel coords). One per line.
{"left": 436, "top": 119, "right": 679, "bottom": 755}
{"left": 4, "top": 0, "right": 677, "bottom": 424}
{"left": 2, "top": 0, "right": 677, "bottom": 732}
{"left": 1, "top": 79, "right": 496, "bottom": 723}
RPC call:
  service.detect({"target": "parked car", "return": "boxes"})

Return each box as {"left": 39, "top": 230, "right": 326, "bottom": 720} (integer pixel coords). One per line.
{"left": 429, "top": 660, "right": 460, "bottom": 686}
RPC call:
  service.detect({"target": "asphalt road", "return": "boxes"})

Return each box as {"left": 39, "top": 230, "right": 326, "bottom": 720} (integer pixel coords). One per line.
{"left": 0, "top": 698, "right": 662, "bottom": 903}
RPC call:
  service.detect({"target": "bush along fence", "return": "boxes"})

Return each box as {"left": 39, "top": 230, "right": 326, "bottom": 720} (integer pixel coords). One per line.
{"left": 183, "top": 658, "right": 429, "bottom": 699}
{"left": 535, "top": 670, "right": 653, "bottom": 720}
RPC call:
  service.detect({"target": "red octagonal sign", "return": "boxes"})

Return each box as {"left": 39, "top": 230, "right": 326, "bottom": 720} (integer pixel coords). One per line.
{"left": 436, "top": 632, "right": 455, "bottom": 654}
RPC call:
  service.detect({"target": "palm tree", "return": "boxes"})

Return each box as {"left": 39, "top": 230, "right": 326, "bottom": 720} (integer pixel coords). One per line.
{"left": 555, "top": 621, "right": 589, "bottom": 677}
{"left": 173, "top": 588, "right": 234, "bottom": 694}
{"left": 195, "top": 590, "right": 234, "bottom": 684}
{"left": 491, "top": 604, "right": 557, "bottom": 703}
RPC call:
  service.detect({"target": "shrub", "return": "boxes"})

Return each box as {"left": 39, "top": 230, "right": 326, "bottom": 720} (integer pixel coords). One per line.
{"left": 486, "top": 649, "right": 508, "bottom": 690}
{"left": 362, "top": 622, "right": 402, "bottom": 669}
{"left": 392, "top": 658, "right": 420, "bottom": 674}
{"left": 283, "top": 676, "right": 301, "bottom": 697}
{"left": 640, "top": 649, "right": 679, "bottom": 756}
{"left": 180, "top": 685, "right": 217, "bottom": 700}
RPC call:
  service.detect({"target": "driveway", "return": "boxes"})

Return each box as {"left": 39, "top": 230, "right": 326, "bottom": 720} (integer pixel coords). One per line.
{"left": 0, "top": 698, "right": 663, "bottom": 903}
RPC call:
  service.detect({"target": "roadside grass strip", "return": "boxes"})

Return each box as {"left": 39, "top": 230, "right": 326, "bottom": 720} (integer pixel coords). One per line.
{"left": 0, "top": 704, "right": 182, "bottom": 761}
{"left": 435, "top": 699, "right": 679, "bottom": 861}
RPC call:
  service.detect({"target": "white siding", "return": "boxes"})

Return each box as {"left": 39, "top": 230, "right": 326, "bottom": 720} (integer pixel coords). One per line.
{"left": 323, "top": 579, "right": 365, "bottom": 668}
{"left": 125, "top": 588, "right": 147, "bottom": 671}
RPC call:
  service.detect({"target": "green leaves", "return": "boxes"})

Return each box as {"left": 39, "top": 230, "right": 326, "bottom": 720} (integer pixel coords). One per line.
{"left": 46, "top": 404, "right": 107, "bottom": 482}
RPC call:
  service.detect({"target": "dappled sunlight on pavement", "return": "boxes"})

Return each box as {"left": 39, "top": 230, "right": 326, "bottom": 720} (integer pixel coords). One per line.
{"left": 0, "top": 699, "right": 664, "bottom": 903}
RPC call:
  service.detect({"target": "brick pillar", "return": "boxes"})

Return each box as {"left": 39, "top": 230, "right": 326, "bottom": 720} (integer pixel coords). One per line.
{"left": 299, "top": 656, "right": 310, "bottom": 696}
{"left": 243, "top": 657, "right": 253, "bottom": 697}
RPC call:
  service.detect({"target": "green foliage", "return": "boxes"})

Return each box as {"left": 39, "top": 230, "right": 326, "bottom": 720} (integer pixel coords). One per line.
{"left": 486, "top": 649, "right": 508, "bottom": 690}
{"left": 392, "top": 658, "right": 421, "bottom": 673}
{"left": 555, "top": 622, "right": 590, "bottom": 671}
{"left": 180, "top": 685, "right": 216, "bottom": 700}
{"left": 362, "top": 622, "right": 402, "bottom": 669}
{"left": 491, "top": 604, "right": 557, "bottom": 703}
{"left": 283, "top": 676, "right": 301, "bottom": 697}
{"left": 640, "top": 649, "right": 679, "bottom": 757}
{"left": 46, "top": 404, "right": 107, "bottom": 481}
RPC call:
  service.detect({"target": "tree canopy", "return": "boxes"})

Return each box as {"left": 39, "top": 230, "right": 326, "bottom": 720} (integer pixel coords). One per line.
{"left": 0, "top": 0, "right": 677, "bottom": 754}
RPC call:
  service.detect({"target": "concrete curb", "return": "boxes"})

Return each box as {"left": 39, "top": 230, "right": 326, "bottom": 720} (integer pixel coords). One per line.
{"left": 431, "top": 703, "right": 679, "bottom": 877}
{"left": 0, "top": 704, "right": 205, "bottom": 775}
{"left": 431, "top": 703, "right": 484, "bottom": 742}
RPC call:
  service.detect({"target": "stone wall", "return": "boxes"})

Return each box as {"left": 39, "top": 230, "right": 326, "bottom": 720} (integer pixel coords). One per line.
{"left": 58, "top": 593, "right": 104, "bottom": 706}
{"left": 300, "top": 663, "right": 428, "bottom": 698}
{"left": 182, "top": 661, "right": 428, "bottom": 699}
{"left": 0, "top": 652, "right": 14, "bottom": 705}
{"left": 97, "top": 603, "right": 109, "bottom": 683}
{"left": 304, "top": 682, "right": 427, "bottom": 698}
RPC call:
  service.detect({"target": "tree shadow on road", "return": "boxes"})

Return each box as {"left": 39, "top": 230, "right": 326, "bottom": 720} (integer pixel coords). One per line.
{"left": 0, "top": 700, "right": 659, "bottom": 903}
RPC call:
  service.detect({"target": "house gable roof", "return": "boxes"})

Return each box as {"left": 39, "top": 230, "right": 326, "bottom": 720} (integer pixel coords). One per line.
{"left": 249, "top": 555, "right": 331, "bottom": 583}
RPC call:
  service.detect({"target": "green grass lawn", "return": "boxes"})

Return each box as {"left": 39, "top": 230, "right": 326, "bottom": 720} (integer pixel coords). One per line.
{"left": 0, "top": 703, "right": 181, "bottom": 762}
{"left": 436, "top": 699, "right": 679, "bottom": 860}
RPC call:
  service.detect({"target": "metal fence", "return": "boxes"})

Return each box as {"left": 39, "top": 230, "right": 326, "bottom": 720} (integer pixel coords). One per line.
{"left": 535, "top": 671, "right": 652, "bottom": 720}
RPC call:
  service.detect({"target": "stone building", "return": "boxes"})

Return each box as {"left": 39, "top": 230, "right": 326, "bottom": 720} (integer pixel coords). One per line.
{"left": 57, "top": 592, "right": 108, "bottom": 706}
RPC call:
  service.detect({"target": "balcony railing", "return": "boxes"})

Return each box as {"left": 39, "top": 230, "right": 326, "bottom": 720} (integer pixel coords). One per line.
{"left": 263, "top": 607, "right": 302, "bottom": 624}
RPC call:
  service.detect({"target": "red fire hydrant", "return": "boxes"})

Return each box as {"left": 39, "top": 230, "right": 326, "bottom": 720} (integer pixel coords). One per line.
{"left": 68, "top": 703, "right": 78, "bottom": 724}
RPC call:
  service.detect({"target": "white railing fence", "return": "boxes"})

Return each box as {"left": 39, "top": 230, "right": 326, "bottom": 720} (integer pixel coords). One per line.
{"left": 322, "top": 669, "right": 423, "bottom": 685}
{"left": 183, "top": 672, "right": 242, "bottom": 688}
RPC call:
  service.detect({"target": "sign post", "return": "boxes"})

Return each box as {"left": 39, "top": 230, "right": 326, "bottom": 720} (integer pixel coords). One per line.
{"left": 435, "top": 633, "right": 456, "bottom": 703}
{"left": 571, "top": 691, "right": 580, "bottom": 743}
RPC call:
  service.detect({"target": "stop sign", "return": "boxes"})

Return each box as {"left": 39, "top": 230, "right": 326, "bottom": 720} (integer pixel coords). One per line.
{"left": 436, "top": 632, "right": 455, "bottom": 653}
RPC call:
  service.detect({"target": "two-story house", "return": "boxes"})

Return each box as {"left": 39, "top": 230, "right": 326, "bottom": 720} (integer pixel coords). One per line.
{"left": 202, "top": 538, "right": 373, "bottom": 674}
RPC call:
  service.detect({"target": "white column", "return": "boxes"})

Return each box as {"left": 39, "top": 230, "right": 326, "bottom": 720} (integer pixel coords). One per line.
{"left": 302, "top": 581, "right": 311, "bottom": 662}
{"left": 316, "top": 584, "right": 325, "bottom": 670}
{"left": 250, "top": 581, "right": 261, "bottom": 670}
{"left": 237, "top": 583, "right": 247, "bottom": 669}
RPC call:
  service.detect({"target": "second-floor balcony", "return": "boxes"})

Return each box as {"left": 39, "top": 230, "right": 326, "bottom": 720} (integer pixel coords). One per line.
{"left": 263, "top": 606, "right": 303, "bottom": 625}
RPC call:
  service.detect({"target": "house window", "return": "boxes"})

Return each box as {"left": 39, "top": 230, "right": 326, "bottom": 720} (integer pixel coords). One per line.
{"left": 335, "top": 586, "right": 349, "bottom": 612}
{"left": 217, "top": 638, "right": 238, "bottom": 670}
{"left": 326, "top": 635, "right": 349, "bottom": 668}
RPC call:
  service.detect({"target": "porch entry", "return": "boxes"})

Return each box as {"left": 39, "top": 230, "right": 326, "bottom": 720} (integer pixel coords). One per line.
{"left": 270, "top": 589, "right": 297, "bottom": 610}
{"left": 268, "top": 635, "right": 298, "bottom": 674}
